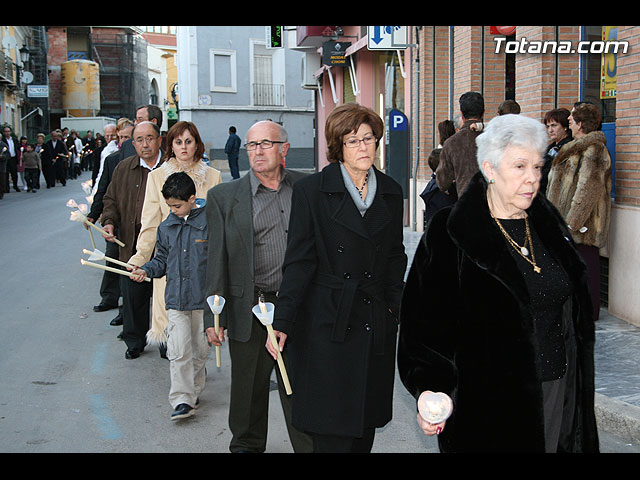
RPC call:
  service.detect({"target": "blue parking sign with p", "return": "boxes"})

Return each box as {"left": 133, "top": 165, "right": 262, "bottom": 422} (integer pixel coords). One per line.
{"left": 390, "top": 110, "right": 407, "bottom": 131}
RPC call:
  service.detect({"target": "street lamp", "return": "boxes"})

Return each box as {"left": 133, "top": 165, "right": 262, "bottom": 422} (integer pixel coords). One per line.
{"left": 19, "top": 45, "right": 30, "bottom": 64}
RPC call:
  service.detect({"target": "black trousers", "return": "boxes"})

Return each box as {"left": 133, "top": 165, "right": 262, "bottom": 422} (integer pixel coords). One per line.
{"left": 55, "top": 160, "right": 66, "bottom": 185}
{"left": 43, "top": 163, "right": 55, "bottom": 187}
{"left": 120, "top": 275, "right": 152, "bottom": 352}
{"left": 6, "top": 157, "right": 18, "bottom": 191}
{"left": 576, "top": 244, "right": 601, "bottom": 321}
{"left": 311, "top": 428, "right": 376, "bottom": 453}
{"left": 0, "top": 166, "right": 5, "bottom": 198}
{"left": 25, "top": 168, "right": 39, "bottom": 191}
{"left": 99, "top": 237, "right": 121, "bottom": 307}
{"left": 227, "top": 290, "right": 313, "bottom": 453}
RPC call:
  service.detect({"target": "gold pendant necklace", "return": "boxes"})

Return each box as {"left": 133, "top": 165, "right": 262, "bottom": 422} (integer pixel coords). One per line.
{"left": 490, "top": 211, "right": 541, "bottom": 274}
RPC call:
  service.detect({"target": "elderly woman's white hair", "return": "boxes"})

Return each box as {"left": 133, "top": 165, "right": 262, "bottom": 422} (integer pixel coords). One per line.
{"left": 475, "top": 114, "right": 549, "bottom": 178}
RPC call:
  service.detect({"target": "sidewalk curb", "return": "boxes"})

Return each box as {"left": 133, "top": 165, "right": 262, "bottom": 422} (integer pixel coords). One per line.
{"left": 595, "top": 393, "right": 640, "bottom": 443}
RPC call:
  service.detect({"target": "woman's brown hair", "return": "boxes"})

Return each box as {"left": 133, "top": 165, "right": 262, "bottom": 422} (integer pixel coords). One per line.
{"left": 163, "top": 120, "right": 205, "bottom": 162}
{"left": 571, "top": 103, "right": 601, "bottom": 134}
{"left": 325, "top": 103, "right": 384, "bottom": 163}
{"left": 544, "top": 108, "right": 571, "bottom": 130}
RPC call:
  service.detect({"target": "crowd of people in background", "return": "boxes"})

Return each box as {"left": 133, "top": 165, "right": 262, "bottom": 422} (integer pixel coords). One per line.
{"left": 0, "top": 123, "right": 147, "bottom": 199}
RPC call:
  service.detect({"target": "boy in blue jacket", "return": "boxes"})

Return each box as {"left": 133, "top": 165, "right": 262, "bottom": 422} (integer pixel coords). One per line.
{"left": 131, "top": 172, "right": 210, "bottom": 421}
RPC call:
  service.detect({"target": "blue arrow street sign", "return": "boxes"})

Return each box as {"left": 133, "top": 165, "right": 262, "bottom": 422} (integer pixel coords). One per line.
{"left": 371, "top": 26, "right": 384, "bottom": 45}
{"left": 367, "top": 26, "right": 408, "bottom": 50}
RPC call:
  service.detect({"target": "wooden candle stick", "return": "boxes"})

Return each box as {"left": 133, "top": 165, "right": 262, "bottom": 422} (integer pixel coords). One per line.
{"left": 87, "top": 226, "right": 96, "bottom": 249}
{"left": 81, "top": 259, "right": 150, "bottom": 282}
{"left": 257, "top": 300, "right": 292, "bottom": 395}
{"left": 70, "top": 210, "right": 125, "bottom": 247}
{"left": 86, "top": 220, "right": 125, "bottom": 248}
{"left": 83, "top": 248, "right": 135, "bottom": 270}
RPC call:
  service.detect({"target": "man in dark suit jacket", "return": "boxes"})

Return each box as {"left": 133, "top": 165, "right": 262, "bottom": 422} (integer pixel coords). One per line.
{"left": 204, "top": 120, "right": 312, "bottom": 453}
{"left": 224, "top": 126, "right": 241, "bottom": 179}
{"left": 2, "top": 126, "right": 21, "bottom": 192}
{"left": 41, "top": 130, "right": 68, "bottom": 188}
{"left": 0, "top": 137, "right": 9, "bottom": 198}
{"left": 81, "top": 130, "right": 96, "bottom": 172}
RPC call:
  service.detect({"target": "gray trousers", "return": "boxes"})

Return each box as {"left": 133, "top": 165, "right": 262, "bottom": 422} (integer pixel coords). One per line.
{"left": 542, "top": 375, "right": 567, "bottom": 452}
{"left": 167, "top": 309, "right": 209, "bottom": 408}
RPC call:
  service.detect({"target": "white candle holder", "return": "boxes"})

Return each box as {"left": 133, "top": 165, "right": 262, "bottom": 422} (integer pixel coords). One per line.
{"left": 206, "top": 295, "right": 226, "bottom": 367}
{"left": 252, "top": 301, "right": 292, "bottom": 395}
{"left": 418, "top": 391, "right": 453, "bottom": 424}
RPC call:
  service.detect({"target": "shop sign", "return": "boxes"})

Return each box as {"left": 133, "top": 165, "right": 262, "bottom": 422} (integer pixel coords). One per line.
{"left": 27, "top": 85, "right": 49, "bottom": 98}
{"left": 601, "top": 26, "right": 618, "bottom": 99}
{"left": 322, "top": 41, "right": 351, "bottom": 67}
{"left": 367, "top": 26, "right": 408, "bottom": 50}
{"left": 490, "top": 26, "right": 517, "bottom": 36}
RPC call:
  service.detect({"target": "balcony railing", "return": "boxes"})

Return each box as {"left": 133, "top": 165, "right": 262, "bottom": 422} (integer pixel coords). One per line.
{"left": 253, "top": 83, "right": 285, "bottom": 106}
{"left": 0, "top": 53, "right": 16, "bottom": 86}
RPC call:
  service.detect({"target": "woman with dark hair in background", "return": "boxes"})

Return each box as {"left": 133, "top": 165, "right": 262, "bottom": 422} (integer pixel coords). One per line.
{"left": 541, "top": 108, "right": 573, "bottom": 194}
{"left": 420, "top": 120, "right": 458, "bottom": 224}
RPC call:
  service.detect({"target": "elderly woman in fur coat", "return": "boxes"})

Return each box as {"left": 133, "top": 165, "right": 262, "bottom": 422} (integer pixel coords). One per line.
{"left": 547, "top": 103, "right": 612, "bottom": 321}
{"left": 398, "top": 114, "right": 599, "bottom": 453}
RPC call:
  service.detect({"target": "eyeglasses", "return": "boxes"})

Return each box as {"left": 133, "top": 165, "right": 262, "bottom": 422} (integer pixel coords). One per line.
{"left": 244, "top": 140, "right": 285, "bottom": 151}
{"left": 343, "top": 135, "right": 377, "bottom": 148}
{"left": 134, "top": 135, "right": 159, "bottom": 145}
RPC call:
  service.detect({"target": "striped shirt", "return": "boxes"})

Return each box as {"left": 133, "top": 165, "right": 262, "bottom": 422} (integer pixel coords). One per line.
{"left": 249, "top": 167, "right": 294, "bottom": 292}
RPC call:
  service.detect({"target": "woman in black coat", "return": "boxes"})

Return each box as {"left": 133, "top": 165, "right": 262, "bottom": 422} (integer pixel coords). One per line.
{"left": 398, "top": 114, "right": 599, "bottom": 453}
{"left": 268, "top": 103, "right": 407, "bottom": 453}
{"left": 540, "top": 107, "right": 573, "bottom": 194}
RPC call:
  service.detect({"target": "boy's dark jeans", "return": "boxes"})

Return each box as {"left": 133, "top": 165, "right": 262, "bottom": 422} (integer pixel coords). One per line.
{"left": 25, "top": 168, "right": 40, "bottom": 191}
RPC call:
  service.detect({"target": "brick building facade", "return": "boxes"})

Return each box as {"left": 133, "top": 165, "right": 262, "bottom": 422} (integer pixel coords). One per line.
{"left": 409, "top": 25, "right": 640, "bottom": 327}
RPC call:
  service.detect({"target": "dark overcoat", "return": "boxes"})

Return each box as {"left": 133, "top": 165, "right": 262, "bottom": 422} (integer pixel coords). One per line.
{"left": 398, "top": 172, "right": 599, "bottom": 452}
{"left": 274, "top": 162, "right": 407, "bottom": 437}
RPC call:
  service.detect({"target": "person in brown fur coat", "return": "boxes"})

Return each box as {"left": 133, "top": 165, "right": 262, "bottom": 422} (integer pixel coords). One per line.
{"left": 546, "top": 103, "right": 612, "bottom": 320}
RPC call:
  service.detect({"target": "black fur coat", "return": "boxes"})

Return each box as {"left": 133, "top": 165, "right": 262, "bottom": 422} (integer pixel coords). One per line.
{"left": 398, "top": 172, "right": 599, "bottom": 452}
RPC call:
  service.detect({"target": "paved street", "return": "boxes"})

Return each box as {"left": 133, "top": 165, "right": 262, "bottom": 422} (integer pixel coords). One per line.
{"left": 0, "top": 169, "right": 638, "bottom": 453}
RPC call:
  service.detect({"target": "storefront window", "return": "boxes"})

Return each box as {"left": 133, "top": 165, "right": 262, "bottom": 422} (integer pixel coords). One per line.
{"left": 374, "top": 50, "right": 405, "bottom": 170}
{"left": 505, "top": 35, "right": 516, "bottom": 101}
{"left": 581, "top": 25, "right": 616, "bottom": 123}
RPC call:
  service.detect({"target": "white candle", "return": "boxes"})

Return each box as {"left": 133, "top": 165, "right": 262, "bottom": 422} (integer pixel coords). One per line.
{"left": 214, "top": 294, "right": 221, "bottom": 367}
{"left": 81, "top": 259, "right": 150, "bottom": 282}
